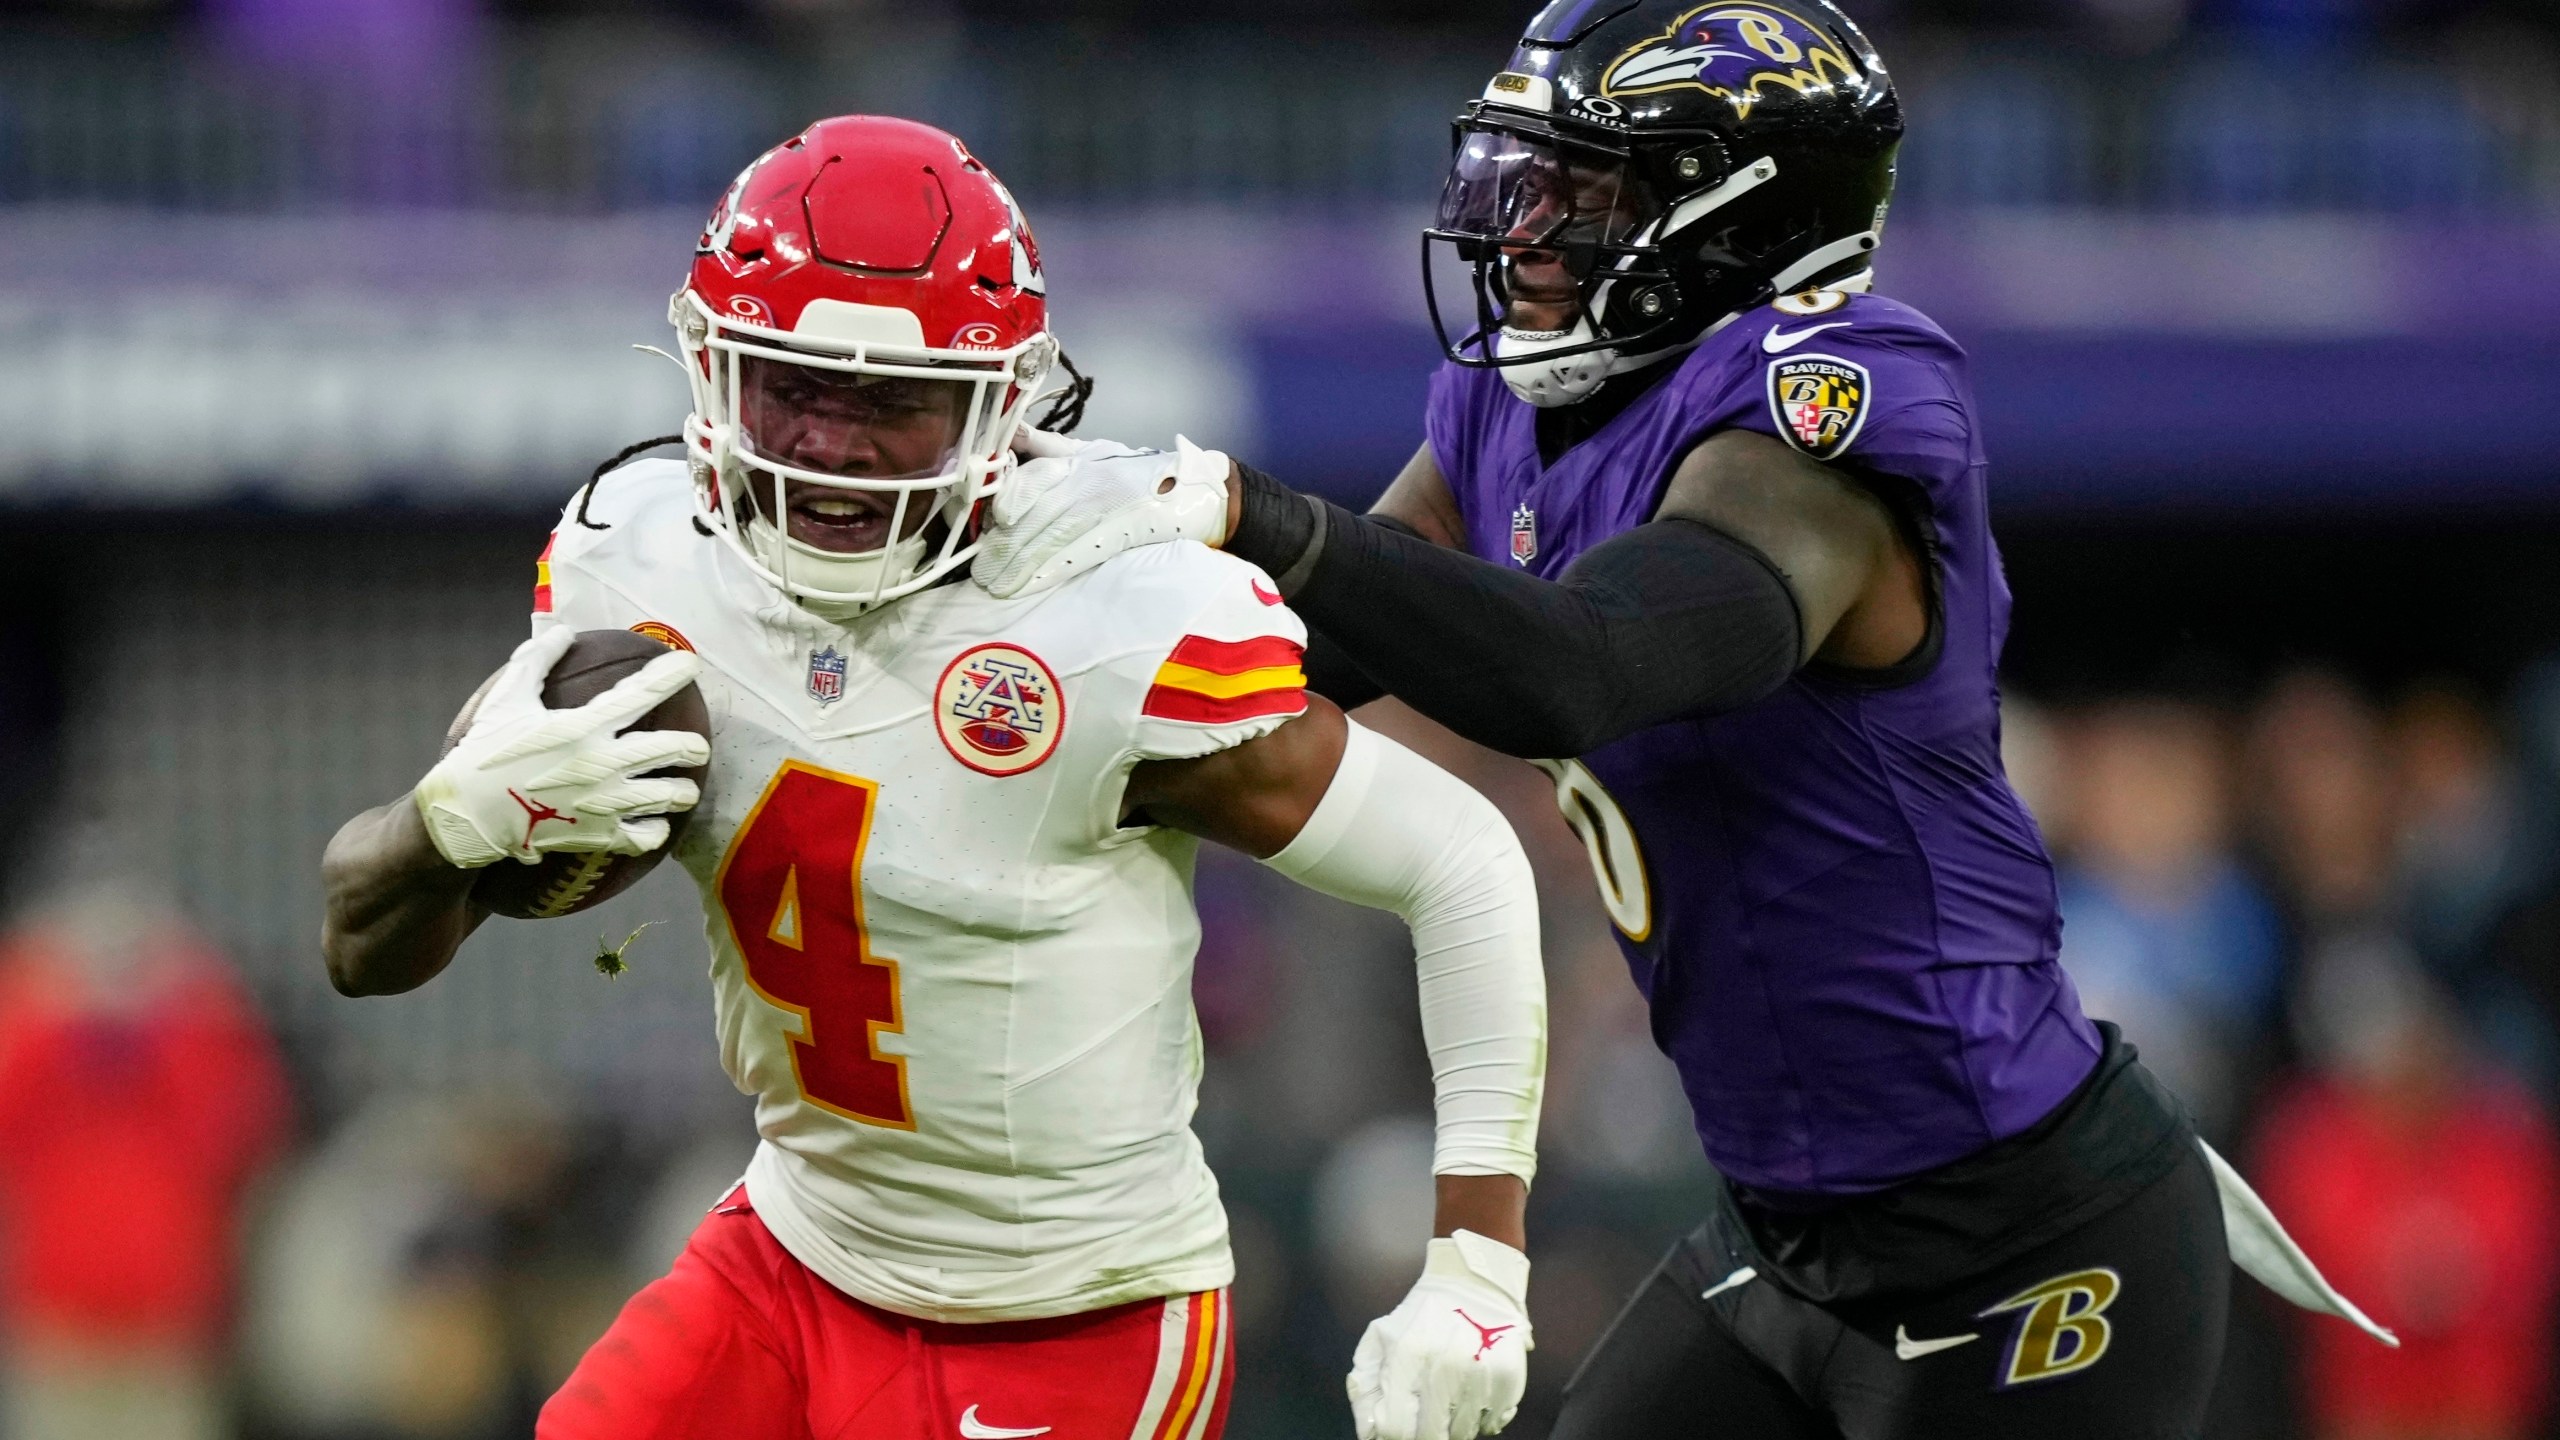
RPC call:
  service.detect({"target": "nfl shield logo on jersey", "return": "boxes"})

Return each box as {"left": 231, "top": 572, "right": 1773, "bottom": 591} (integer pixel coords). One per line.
{"left": 1769, "top": 356, "right": 1872, "bottom": 461}
{"left": 935, "top": 643, "right": 1066, "bottom": 777}
{"left": 806, "top": 646, "right": 849, "bottom": 706}
{"left": 1511, "top": 504, "right": 1539, "bottom": 566}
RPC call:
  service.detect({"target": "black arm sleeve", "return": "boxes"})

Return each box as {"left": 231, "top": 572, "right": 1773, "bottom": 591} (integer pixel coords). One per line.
{"left": 1223, "top": 466, "right": 1805, "bottom": 759}
{"left": 1302, "top": 626, "right": 1390, "bottom": 712}
{"left": 1295, "top": 512, "right": 1423, "bottom": 712}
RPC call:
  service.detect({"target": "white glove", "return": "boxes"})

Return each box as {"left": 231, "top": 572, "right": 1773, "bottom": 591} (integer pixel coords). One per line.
{"left": 1349, "top": 1231, "right": 1533, "bottom": 1440}
{"left": 414, "top": 628, "right": 710, "bottom": 870}
{"left": 1009, "top": 425, "right": 1121, "bottom": 463}
{"left": 974, "top": 433, "right": 1233, "bottom": 598}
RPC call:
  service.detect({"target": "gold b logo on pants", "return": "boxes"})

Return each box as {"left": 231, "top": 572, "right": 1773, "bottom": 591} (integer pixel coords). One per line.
{"left": 1979, "top": 1268, "right": 2120, "bottom": 1386}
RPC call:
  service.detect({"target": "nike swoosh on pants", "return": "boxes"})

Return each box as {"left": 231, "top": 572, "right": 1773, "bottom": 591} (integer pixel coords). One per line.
{"left": 959, "top": 1404, "right": 1052, "bottom": 1439}
{"left": 1893, "top": 1325, "right": 1981, "bottom": 1361}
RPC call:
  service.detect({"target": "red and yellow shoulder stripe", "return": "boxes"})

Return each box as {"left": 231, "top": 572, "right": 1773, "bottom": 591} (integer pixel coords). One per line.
{"left": 1142, "top": 635, "right": 1307, "bottom": 725}
{"left": 533, "top": 535, "right": 556, "bottom": 614}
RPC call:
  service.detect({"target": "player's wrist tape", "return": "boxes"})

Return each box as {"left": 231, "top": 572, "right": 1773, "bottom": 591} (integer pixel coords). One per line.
{"left": 1271, "top": 494, "right": 1329, "bottom": 598}
{"left": 1263, "top": 723, "right": 1545, "bottom": 1181}
{"left": 1227, "top": 462, "right": 1326, "bottom": 597}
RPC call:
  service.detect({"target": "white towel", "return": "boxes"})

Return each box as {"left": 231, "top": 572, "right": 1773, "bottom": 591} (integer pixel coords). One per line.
{"left": 2199, "top": 1138, "right": 2398, "bottom": 1347}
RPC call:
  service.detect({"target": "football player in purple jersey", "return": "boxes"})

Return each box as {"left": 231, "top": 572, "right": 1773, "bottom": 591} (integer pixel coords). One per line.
{"left": 977, "top": 2, "right": 2393, "bottom": 1436}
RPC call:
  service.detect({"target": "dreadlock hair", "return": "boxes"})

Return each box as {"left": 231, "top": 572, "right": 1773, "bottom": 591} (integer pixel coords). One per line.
{"left": 1034, "top": 349, "right": 1095, "bottom": 435}
{"left": 572, "top": 434, "right": 685, "bottom": 530}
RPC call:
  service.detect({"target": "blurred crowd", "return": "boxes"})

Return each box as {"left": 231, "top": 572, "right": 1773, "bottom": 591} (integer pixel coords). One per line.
{"left": 4, "top": 662, "right": 2560, "bottom": 1439}
{"left": 4, "top": 0, "right": 2558, "bottom": 46}
{"left": 1892, "top": 0, "right": 2560, "bottom": 45}
{"left": 2015, "top": 665, "right": 2560, "bottom": 1439}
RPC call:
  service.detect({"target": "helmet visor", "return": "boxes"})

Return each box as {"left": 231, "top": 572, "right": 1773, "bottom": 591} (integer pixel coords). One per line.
{"left": 1431, "top": 127, "right": 1668, "bottom": 349}
{"left": 1435, "top": 129, "right": 1660, "bottom": 274}
{"left": 736, "top": 355, "right": 970, "bottom": 485}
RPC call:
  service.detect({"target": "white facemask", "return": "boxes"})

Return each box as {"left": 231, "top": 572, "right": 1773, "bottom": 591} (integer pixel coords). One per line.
{"left": 738, "top": 504, "right": 935, "bottom": 624}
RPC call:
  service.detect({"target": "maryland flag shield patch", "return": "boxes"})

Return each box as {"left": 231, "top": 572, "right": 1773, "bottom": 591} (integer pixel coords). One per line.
{"left": 1769, "top": 355, "right": 1871, "bottom": 461}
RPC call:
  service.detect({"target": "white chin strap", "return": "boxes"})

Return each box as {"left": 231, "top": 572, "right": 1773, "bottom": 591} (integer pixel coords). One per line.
{"left": 727, "top": 455, "right": 945, "bottom": 621}
{"left": 745, "top": 521, "right": 932, "bottom": 623}
{"left": 1496, "top": 314, "right": 1713, "bottom": 410}
{"left": 1497, "top": 317, "right": 1618, "bottom": 409}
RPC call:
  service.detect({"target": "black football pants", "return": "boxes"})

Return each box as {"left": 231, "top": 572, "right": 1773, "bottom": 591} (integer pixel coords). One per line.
{"left": 1549, "top": 1142, "right": 2229, "bottom": 1440}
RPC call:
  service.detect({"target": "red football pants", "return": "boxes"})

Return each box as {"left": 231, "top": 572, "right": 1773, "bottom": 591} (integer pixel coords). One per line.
{"left": 539, "top": 1191, "right": 1234, "bottom": 1440}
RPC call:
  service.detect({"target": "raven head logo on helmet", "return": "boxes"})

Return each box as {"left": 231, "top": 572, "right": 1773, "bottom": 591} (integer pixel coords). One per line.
{"left": 673, "top": 116, "right": 1056, "bottom": 617}
{"left": 1599, "top": 5, "right": 1863, "bottom": 114}
{"left": 1423, "top": 0, "right": 1901, "bottom": 407}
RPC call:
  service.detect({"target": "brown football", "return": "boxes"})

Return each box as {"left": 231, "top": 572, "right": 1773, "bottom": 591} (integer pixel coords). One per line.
{"left": 442, "top": 629, "right": 712, "bottom": 920}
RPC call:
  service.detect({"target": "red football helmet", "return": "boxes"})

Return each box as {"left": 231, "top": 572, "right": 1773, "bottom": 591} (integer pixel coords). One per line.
{"left": 674, "top": 116, "right": 1055, "bottom": 611}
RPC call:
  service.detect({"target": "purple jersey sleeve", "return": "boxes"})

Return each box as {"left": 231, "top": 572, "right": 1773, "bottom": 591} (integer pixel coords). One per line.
{"left": 1424, "top": 362, "right": 1486, "bottom": 493}
{"left": 1706, "top": 295, "right": 1976, "bottom": 507}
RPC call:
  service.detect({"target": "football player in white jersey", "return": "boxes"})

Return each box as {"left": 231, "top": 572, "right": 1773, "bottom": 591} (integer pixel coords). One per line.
{"left": 319, "top": 117, "right": 1548, "bottom": 1440}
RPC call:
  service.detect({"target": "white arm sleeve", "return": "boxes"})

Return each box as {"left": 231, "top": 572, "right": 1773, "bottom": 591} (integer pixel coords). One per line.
{"left": 1262, "top": 722, "right": 1546, "bottom": 1183}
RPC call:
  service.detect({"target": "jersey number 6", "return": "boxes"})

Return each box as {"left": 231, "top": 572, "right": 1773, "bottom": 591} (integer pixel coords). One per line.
{"left": 717, "top": 761, "right": 915, "bottom": 1130}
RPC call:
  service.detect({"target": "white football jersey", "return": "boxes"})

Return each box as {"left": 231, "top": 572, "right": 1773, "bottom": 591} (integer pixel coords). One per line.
{"left": 534, "top": 460, "right": 1310, "bottom": 1322}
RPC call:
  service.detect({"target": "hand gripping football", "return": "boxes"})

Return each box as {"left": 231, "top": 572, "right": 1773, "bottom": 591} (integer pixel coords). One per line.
{"left": 441, "top": 630, "right": 713, "bottom": 919}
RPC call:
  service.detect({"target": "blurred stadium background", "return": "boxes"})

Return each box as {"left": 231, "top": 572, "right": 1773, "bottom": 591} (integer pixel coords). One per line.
{"left": 4, "top": 0, "right": 2560, "bottom": 1435}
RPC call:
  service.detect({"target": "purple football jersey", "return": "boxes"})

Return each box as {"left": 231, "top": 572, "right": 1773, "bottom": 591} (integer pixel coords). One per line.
{"left": 1427, "top": 292, "right": 2101, "bottom": 1196}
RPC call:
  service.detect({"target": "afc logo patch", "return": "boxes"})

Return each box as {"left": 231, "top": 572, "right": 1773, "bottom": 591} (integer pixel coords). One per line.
{"left": 1511, "top": 503, "right": 1539, "bottom": 566}
{"left": 936, "top": 643, "right": 1065, "bottom": 777}
{"left": 629, "top": 620, "right": 695, "bottom": 653}
{"left": 1769, "top": 355, "right": 1871, "bottom": 461}
{"left": 1980, "top": 1267, "right": 2120, "bottom": 1387}
{"left": 807, "top": 646, "right": 848, "bottom": 706}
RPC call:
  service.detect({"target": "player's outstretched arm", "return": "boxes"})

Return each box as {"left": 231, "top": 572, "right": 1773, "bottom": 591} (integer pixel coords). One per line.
{"left": 979, "top": 435, "right": 1922, "bottom": 758}
{"left": 1215, "top": 436, "right": 1923, "bottom": 758}
{"left": 1128, "top": 703, "right": 1544, "bottom": 1440}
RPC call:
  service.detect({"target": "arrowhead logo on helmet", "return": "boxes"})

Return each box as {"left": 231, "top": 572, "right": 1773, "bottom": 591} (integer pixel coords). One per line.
{"left": 992, "top": 181, "right": 1047, "bottom": 300}
{"left": 697, "top": 164, "right": 755, "bottom": 257}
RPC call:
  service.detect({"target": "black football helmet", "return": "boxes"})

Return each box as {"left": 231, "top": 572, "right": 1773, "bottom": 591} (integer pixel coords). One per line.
{"left": 1425, "top": 0, "right": 1904, "bottom": 406}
